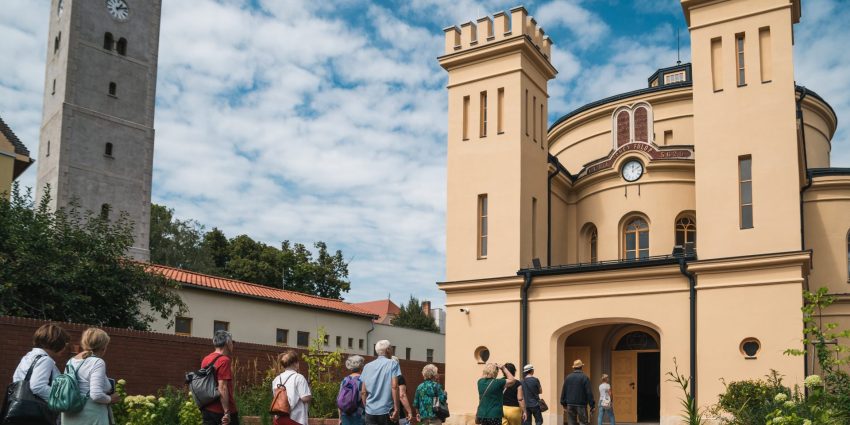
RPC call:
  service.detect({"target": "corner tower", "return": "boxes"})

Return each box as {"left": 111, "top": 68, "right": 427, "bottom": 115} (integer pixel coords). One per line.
{"left": 37, "top": 0, "right": 161, "bottom": 260}
{"left": 684, "top": 0, "right": 803, "bottom": 259}
{"left": 439, "top": 7, "right": 557, "bottom": 281}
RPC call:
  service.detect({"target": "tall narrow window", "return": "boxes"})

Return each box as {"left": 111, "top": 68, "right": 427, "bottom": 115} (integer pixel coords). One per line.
{"left": 589, "top": 226, "right": 598, "bottom": 264}
{"left": 116, "top": 38, "right": 127, "bottom": 56}
{"left": 462, "top": 96, "right": 470, "bottom": 140}
{"left": 478, "top": 194, "right": 488, "bottom": 259}
{"left": 348, "top": 337, "right": 354, "bottom": 348}
{"left": 46, "top": 141, "right": 50, "bottom": 157}
{"left": 532, "top": 96, "right": 537, "bottom": 142}
{"left": 616, "top": 110, "right": 630, "bottom": 146}
{"left": 336, "top": 336, "right": 342, "bottom": 347}
{"left": 480, "top": 91, "right": 487, "bottom": 137}
{"left": 108, "top": 82, "right": 117, "bottom": 96}
{"left": 736, "top": 33, "right": 746, "bottom": 86}
{"left": 54, "top": 32, "right": 61, "bottom": 54}
{"left": 711, "top": 37, "right": 723, "bottom": 91}
{"left": 531, "top": 197, "right": 537, "bottom": 259}
{"left": 358, "top": 339, "right": 364, "bottom": 350}
{"left": 52, "top": 79, "right": 56, "bottom": 95}
{"left": 497, "top": 88, "right": 504, "bottom": 134}
{"left": 540, "top": 104, "right": 545, "bottom": 148}
{"left": 405, "top": 347, "right": 411, "bottom": 360}
{"left": 427, "top": 349, "right": 434, "bottom": 362}
{"left": 633, "top": 106, "right": 648, "bottom": 142}
{"left": 846, "top": 231, "right": 850, "bottom": 280}
{"left": 104, "top": 142, "right": 113, "bottom": 157}
{"left": 276, "top": 329, "right": 289, "bottom": 346}
{"left": 759, "top": 27, "right": 772, "bottom": 83}
{"left": 103, "top": 32, "right": 114, "bottom": 50}
{"left": 739, "top": 156, "right": 753, "bottom": 229}
{"left": 675, "top": 216, "right": 697, "bottom": 249}
{"left": 100, "top": 204, "right": 111, "bottom": 220}
{"left": 525, "top": 90, "right": 529, "bottom": 136}
{"left": 624, "top": 218, "right": 649, "bottom": 260}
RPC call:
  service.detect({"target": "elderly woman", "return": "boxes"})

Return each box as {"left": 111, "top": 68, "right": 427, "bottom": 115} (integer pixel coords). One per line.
{"left": 338, "top": 355, "right": 365, "bottom": 425}
{"left": 62, "top": 328, "right": 121, "bottom": 425}
{"left": 413, "top": 364, "right": 448, "bottom": 425}
{"left": 476, "top": 363, "right": 515, "bottom": 425}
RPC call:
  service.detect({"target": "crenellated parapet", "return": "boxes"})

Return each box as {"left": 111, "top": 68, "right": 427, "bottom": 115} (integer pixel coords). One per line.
{"left": 442, "top": 6, "right": 552, "bottom": 60}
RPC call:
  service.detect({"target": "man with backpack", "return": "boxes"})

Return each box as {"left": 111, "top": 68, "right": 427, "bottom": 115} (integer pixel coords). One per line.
{"left": 200, "top": 330, "right": 238, "bottom": 425}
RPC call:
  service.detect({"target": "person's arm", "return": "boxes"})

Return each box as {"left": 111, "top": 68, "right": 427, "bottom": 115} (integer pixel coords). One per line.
{"left": 88, "top": 359, "right": 114, "bottom": 404}
{"left": 390, "top": 375, "right": 400, "bottom": 422}
{"left": 502, "top": 365, "right": 516, "bottom": 387}
{"left": 299, "top": 374, "right": 313, "bottom": 403}
{"left": 29, "top": 357, "right": 55, "bottom": 401}
{"left": 518, "top": 385, "right": 527, "bottom": 421}
{"left": 219, "top": 379, "right": 232, "bottom": 412}
{"left": 584, "top": 378, "right": 595, "bottom": 410}
{"left": 399, "top": 384, "right": 413, "bottom": 420}
{"left": 361, "top": 380, "right": 368, "bottom": 410}
{"left": 560, "top": 378, "right": 568, "bottom": 407}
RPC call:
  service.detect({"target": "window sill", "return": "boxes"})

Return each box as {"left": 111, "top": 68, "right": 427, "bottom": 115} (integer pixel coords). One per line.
{"left": 738, "top": 83, "right": 748, "bottom": 88}
{"left": 175, "top": 332, "right": 191, "bottom": 337}
{"left": 477, "top": 256, "right": 487, "bottom": 260}
{"left": 104, "top": 154, "right": 114, "bottom": 159}
{"left": 497, "top": 131, "right": 504, "bottom": 135}
{"left": 762, "top": 80, "right": 772, "bottom": 84}
{"left": 462, "top": 138, "right": 469, "bottom": 141}
{"left": 744, "top": 356, "right": 757, "bottom": 360}
{"left": 276, "top": 343, "right": 288, "bottom": 347}
{"left": 108, "top": 94, "right": 117, "bottom": 99}
{"left": 713, "top": 89, "right": 723, "bottom": 93}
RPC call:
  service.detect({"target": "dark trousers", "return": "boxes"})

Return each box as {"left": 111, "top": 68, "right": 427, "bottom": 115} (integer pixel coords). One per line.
{"left": 365, "top": 414, "right": 391, "bottom": 425}
{"left": 565, "top": 405, "right": 588, "bottom": 425}
{"left": 202, "top": 410, "right": 240, "bottom": 425}
{"left": 523, "top": 406, "right": 543, "bottom": 425}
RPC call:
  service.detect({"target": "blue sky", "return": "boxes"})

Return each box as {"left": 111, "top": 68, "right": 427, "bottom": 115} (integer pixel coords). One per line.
{"left": 1, "top": 0, "right": 848, "bottom": 308}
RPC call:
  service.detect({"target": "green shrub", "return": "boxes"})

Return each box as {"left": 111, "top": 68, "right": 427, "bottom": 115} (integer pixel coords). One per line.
{"left": 713, "top": 371, "right": 788, "bottom": 425}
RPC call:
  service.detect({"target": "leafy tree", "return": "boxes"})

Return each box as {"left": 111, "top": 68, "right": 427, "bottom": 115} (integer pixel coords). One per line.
{"left": 203, "top": 227, "right": 229, "bottom": 268}
{"left": 391, "top": 295, "right": 439, "bottom": 332}
{"left": 0, "top": 184, "right": 186, "bottom": 329}
{"left": 150, "top": 204, "right": 214, "bottom": 272}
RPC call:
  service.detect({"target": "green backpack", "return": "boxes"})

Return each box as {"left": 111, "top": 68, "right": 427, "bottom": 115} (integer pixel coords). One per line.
{"left": 48, "top": 359, "right": 89, "bottom": 413}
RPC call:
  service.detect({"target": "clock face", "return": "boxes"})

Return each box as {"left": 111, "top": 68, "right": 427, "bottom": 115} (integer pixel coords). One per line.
{"left": 106, "top": 0, "right": 129, "bottom": 22}
{"left": 57, "top": 0, "right": 64, "bottom": 16}
{"left": 621, "top": 159, "right": 644, "bottom": 182}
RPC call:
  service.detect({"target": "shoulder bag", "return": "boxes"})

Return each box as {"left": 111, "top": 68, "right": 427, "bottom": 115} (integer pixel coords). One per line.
{"left": 269, "top": 372, "right": 296, "bottom": 416}
{"left": 186, "top": 354, "right": 224, "bottom": 408}
{"left": 538, "top": 399, "right": 549, "bottom": 412}
{"left": 1, "top": 355, "right": 56, "bottom": 425}
{"left": 475, "top": 379, "right": 496, "bottom": 425}
{"left": 431, "top": 382, "right": 450, "bottom": 421}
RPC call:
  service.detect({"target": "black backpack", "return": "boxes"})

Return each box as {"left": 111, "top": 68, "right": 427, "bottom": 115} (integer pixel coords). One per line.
{"left": 185, "top": 354, "right": 225, "bottom": 408}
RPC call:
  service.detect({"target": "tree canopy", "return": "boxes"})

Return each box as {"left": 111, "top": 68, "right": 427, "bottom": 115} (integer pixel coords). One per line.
{"left": 149, "top": 204, "right": 351, "bottom": 299}
{"left": 0, "top": 184, "right": 185, "bottom": 330}
{"left": 391, "top": 295, "right": 440, "bottom": 333}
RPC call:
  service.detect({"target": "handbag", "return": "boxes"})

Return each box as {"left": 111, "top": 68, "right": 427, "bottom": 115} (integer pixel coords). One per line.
{"left": 186, "top": 354, "right": 224, "bottom": 408}
{"left": 1, "top": 355, "right": 56, "bottom": 425}
{"left": 475, "top": 379, "right": 496, "bottom": 425}
{"left": 538, "top": 399, "right": 549, "bottom": 412}
{"left": 431, "top": 382, "right": 449, "bottom": 420}
{"left": 269, "top": 372, "right": 296, "bottom": 416}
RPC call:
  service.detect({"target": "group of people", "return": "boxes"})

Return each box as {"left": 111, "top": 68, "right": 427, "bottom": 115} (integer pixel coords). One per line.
{"left": 476, "top": 359, "right": 615, "bottom": 425}
{"left": 196, "top": 333, "right": 447, "bottom": 425}
{"left": 4, "top": 324, "right": 120, "bottom": 425}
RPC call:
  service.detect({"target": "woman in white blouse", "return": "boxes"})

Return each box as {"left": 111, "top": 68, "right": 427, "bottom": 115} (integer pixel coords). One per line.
{"left": 61, "top": 328, "right": 121, "bottom": 425}
{"left": 271, "top": 350, "right": 313, "bottom": 425}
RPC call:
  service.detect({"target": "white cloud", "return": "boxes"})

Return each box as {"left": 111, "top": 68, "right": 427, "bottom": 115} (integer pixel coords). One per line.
{"left": 536, "top": 0, "right": 609, "bottom": 48}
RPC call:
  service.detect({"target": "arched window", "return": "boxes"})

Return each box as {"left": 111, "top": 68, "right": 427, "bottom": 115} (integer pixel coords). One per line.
{"left": 108, "top": 82, "right": 116, "bottom": 96}
{"left": 100, "top": 204, "right": 111, "bottom": 220}
{"left": 103, "top": 32, "right": 114, "bottom": 50}
{"left": 105, "top": 143, "right": 113, "bottom": 157}
{"left": 615, "top": 331, "right": 659, "bottom": 350}
{"left": 589, "top": 227, "right": 598, "bottom": 264}
{"left": 633, "top": 106, "right": 648, "bottom": 142}
{"left": 624, "top": 217, "right": 649, "bottom": 260}
{"left": 675, "top": 216, "right": 696, "bottom": 249}
{"left": 616, "top": 110, "right": 630, "bottom": 147}
{"left": 116, "top": 38, "right": 127, "bottom": 56}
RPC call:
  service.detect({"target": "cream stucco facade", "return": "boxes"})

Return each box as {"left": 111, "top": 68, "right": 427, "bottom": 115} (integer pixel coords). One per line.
{"left": 438, "top": 1, "right": 849, "bottom": 424}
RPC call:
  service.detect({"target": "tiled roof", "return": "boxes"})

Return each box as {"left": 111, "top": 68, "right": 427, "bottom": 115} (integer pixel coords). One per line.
{"left": 0, "top": 115, "right": 30, "bottom": 157}
{"left": 148, "top": 264, "right": 378, "bottom": 319}
{"left": 352, "top": 299, "right": 401, "bottom": 323}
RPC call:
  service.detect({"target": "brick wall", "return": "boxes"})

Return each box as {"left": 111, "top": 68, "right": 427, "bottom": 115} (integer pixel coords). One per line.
{"left": 0, "top": 316, "right": 442, "bottom": 409}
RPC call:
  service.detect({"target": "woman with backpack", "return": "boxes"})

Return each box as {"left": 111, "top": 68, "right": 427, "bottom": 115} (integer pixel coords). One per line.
{"left": 413, "top": 364, "right": 447, "bottom": 425}
{"left": 337, "top": 355, "right": 365, "bottom": 425}
{"left": 271, "top": 351, "right": 312, "bottom": 425}
{"left": 61, "top": 328, "right": 120, "bottom": 425}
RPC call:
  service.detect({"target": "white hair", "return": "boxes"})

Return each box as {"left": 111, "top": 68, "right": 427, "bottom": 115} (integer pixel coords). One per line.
{"left": 375, "top": 340, "right": 391, "bottom": 356}
{"left": 346, "top": 355, "right": 365, "bottom": 371}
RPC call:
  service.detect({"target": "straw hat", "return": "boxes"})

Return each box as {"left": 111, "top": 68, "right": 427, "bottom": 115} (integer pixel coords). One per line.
{"left": 572, "top": 359, "right": 584, "bottom": 368}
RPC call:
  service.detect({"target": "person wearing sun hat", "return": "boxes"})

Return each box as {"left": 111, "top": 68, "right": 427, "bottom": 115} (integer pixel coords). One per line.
{"left": 559, "top": 359, "right": 594, "bottom": 425}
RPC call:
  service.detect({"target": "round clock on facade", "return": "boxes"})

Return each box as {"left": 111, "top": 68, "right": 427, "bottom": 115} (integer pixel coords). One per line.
{"left": 106, "top": 0, "right": 130, "bottom": 22}
{"left": 621, "top": 159, "right": 644, "bottom": 182}
{"left": 57, "top": 0, "right": 64, "bottom": 16}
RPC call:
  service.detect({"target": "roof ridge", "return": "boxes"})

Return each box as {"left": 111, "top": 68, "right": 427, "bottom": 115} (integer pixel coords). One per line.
{"left": 146, "top": 262, "right": 354, "bottom": 304}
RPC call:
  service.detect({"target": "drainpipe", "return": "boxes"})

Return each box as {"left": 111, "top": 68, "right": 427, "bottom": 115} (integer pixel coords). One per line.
{"left": 366, "top": 320, "right": 375, "bottom": 356}
{"left": 678, "top": 257, "right": 697, "bottom": 402}
{"left": 520, "top": 271, "right": 533, "bottom": 369}
{"left": 796, "top": 86, "right": 812, "bottom": 381}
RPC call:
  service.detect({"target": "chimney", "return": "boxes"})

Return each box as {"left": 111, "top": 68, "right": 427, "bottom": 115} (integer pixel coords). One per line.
{"left": 421, "top": 301, "right": 432, "bottom": 318}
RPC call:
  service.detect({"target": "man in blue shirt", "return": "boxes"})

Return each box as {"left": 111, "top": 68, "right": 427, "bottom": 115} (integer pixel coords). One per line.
{"left": 360, "top": 340, "right": 401, "bottom": 425}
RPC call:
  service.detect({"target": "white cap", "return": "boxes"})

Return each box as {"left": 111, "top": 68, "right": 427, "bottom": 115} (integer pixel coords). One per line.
{"left": 523, "top": 364, "right": 534, "bottom": 373}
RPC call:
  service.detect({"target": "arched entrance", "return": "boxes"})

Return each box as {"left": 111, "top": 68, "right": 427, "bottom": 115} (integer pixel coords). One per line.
{"left": 561, "top": 323, "right": 661, "bottom": 424}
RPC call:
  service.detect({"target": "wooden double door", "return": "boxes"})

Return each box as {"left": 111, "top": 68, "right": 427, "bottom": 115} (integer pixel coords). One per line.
{"left": 611, "top": 351, "right": 660, "bottom": 423}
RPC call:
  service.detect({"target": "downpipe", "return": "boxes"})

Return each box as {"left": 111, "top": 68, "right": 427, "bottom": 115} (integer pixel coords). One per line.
{"left": 520, "top": 271, "right": 533, "bottom": 369}
{"left": 678, "top": 257, "right": 697, "bottom": 402}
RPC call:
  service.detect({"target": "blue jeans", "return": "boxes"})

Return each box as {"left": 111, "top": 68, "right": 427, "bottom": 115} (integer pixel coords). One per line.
{"left": 597, "top": 407, "right": 615, "bottom": 425}
{"left": 342, "top": 412, "right": 365, "bottom": 425}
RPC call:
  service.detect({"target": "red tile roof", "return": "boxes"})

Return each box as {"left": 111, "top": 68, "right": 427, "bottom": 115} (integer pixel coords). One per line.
{"left": 148, "top": 264, "right": 377, "bottom": 319}
{"left": 352, "top": 299, "right": 401, "bottom": 324}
